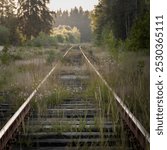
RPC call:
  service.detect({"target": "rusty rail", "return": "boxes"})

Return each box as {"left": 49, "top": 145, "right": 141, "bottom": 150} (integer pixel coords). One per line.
{"left": 80, "top": 46, "right": 150, "bottom": 149}
{"left": 0, "top": 46, "right": 73, "bottom": 150}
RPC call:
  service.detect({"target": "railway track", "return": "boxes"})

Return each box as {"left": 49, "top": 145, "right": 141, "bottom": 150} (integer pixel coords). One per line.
{"left": 0, "top": 46, "right": 149, "bottom": 150}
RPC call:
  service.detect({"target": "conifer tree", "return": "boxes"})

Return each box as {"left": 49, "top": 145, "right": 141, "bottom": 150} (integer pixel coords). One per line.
{"left": 18, "top": 0, "right": 53, "bottom": 39}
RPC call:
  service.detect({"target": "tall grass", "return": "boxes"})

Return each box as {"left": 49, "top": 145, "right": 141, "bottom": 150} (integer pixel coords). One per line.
{"left": 85, "top": 46, "right": 150, "bottom": 132}
{"left": 0, "top": 46, "right": 62, "bottom": 110}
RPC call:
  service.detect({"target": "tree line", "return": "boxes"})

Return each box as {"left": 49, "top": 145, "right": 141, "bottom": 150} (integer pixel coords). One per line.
{"left": 91, "top": 0, "right": 150, "bottom": 53}
{"left": 0, "top": 0, "right": 150, "bottom": 50}
{"left": 0, "top": 0, "right": 52, "bottom": 45}
{"left": 0, "top": 1, "right": 91, "bottom": 45}
{"left": 53, "top": 7, "right": 91, "bottom": 42}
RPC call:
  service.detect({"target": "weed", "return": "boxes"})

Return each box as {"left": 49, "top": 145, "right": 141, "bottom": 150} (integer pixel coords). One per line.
{"left": 46, "top": 50, "right": 56, "bottom": 64}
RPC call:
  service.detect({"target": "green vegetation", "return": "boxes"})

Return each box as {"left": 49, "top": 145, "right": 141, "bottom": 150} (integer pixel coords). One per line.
{"left": 46, "top": 50, "right": 57, "bottom": 64}
{"left": 17, "top": 0, "right": 52, "bottom": 40}
{"left": 91, "top": 0, "right": 150, "bottom": 54}
{"left": 89, "top": 0, "right": 150, "bottom": 132}
{"left": 0, "top": 0, "right": 53, "bottom": 45}
{"left": 84, "top": 45, "right": 149, "bottom": 132}
{"left": 0, "top": 46, "right": 62, "bottom": 108}
{"left": 0, "top": 46, "right": 22, "bottom": 65}
{"left": 0, "top": 1, "right": 90, "bottom": 45}
{"left": 26, "top": 32, "right": 58, "bottom": 47}
{"left": 125, "top": 11, "right": 150, "bottom": 53}
{"left": 51, "top": 25, "right": 81, "bottom": 43}
{"left": 54, "top": 7, "right": 91, "bottom": 42}
{"left": 0, "top": 25, "right": 10, "bottom": 44}
{"left": 45, "top": 87, "right": 70, "bottom": 107}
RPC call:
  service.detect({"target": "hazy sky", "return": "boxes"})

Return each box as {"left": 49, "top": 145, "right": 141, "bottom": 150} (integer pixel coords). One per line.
{"left": 48, "top": 0, "right": 99, "bottom": 11}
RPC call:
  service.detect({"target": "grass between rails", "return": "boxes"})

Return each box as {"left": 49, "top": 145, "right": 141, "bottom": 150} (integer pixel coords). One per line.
{"left": 82, "top": 73, "right": 135, "bottom": 149}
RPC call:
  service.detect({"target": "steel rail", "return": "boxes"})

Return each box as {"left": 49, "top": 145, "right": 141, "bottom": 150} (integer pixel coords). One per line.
{"left": 0, "top": 46, "right": 73, "bottom": 150}
{"left": 80, "top": 46, "right": 150, "bottom": 149}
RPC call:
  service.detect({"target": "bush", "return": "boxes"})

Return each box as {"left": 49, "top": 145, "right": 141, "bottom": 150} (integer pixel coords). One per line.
{"left": 27, "top": 26, "right": 81, "bottom": 46}
{"left": 46, "top": 50, "right": 56, "bottom": 64}
{"left": 0, "top": 25, "right": 10, "bottom": 45}
{"left": 51, "top": 25, "right": 81, "bottom": 43}
{"left": 27, "top": 32, "right": 58, "bottom": 47}
{"left": 0, "top": 46, "right": 12, "bottom": 65}
{"left": 0, "top": 46, "right": 23, "bottom": 65}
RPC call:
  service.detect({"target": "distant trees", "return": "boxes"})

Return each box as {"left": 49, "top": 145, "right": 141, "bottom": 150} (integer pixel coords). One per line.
{"left": 91, "top": 0, "right": 150, "bottom": 52}
{"left": 51, "top": 25, "right": 81, "bottom": 43}
{"left": 0, "top": 0, "right": 53, "bottom": 45}
{"left": 0, "top": 0, "right": 21, "bottom": 45}
{"left": 17, "top": 0, "right": 53, "bottom": 40}
{"left": 26, "top": 25, "right": 81, "bottom": 47}
{"left": 54, "top": 7, "right": 91, "bottom": 42}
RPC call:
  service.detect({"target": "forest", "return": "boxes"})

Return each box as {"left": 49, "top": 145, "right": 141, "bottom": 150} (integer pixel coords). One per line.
{"left": 91, "top": 0, "right": 150, "bottom": 54}
{"left": 0, "top": 0, "right": 150, "bottom": 53}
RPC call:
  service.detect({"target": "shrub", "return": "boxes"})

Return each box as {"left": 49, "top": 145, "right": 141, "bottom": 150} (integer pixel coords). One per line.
{"left": 46, "top": 50, "right": 56, "bottom": 64}
{"left": 27, "top": 32, "right": 58, "bottom": 47}
{"left": 0, "top": 46, "right": 12, "bottom": 65}
{"left": 0, "top": 25, "right": 10, "bottom": 45}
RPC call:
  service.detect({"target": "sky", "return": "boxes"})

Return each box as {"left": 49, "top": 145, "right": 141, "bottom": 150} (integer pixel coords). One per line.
{"left": 48, "top": 0, "right": 99, "bottom": 11}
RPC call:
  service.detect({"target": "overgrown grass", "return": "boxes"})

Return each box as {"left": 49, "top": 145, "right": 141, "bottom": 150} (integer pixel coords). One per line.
{"left": 83, "top": 74, "right": 132, "bottom": 148}
{"left": 0, "top": 45, "right": 64, "bottom": 110}
{"left": 84, "top": 45, "right": 149, "bottom": 132}
{"left": 0, "top": 44, "right": 149, "bottom": 149}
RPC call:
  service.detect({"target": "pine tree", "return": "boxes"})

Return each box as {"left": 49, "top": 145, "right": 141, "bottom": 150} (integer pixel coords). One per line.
{"left": 18, "top": 0, "right": 53, "bottom": 39}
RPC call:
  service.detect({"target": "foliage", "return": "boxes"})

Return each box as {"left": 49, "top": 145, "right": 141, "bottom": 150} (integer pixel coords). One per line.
{"left": 44, "top": 87, "right": 70, "bottom": 108}
{"left": 86, "top": 47, "right": 150, "bottom": 131}
{"left": 91, "top": 0, "right": 150, "bottom": 53}
{"left": 17, "top": 0, "right": 53, "bottom": 40}
{"left": 0, "top": 46, "right": 23, "bottom": 65}
{"left": 101, "top": 26, "right": 119, "bottom": 58}
{"left": 0, "top": 25, "right": 10, "bottom": 44}
{"left": 0, "top": 46, "right": 14, "bottom": 65}
{"left": 91, "top": 0, "right": 112, "bottom": 44}
{"left": 125, "top": 11, "right": 150, "bottom": 53}
{"left": 26, "top": 25, "right": 80, "bottom": 46}
{"left": 0, "top": 0, "right": 25, "bottom": 45}
{"left": 26, "top": 32, "right": 58, "bottom": 47}
{"left": 51, "top": 25, "right": 81, "bottom": 43}
{"left": 54, "top": 7, "right": 91, "bottom": 42}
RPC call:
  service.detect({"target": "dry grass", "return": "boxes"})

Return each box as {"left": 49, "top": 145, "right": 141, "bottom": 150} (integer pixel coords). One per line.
{"left": 83, "top": 46, "right": 150, "bottom": 132}
{"left": 0, "top": 46, "right": 63, "bottom": 107}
